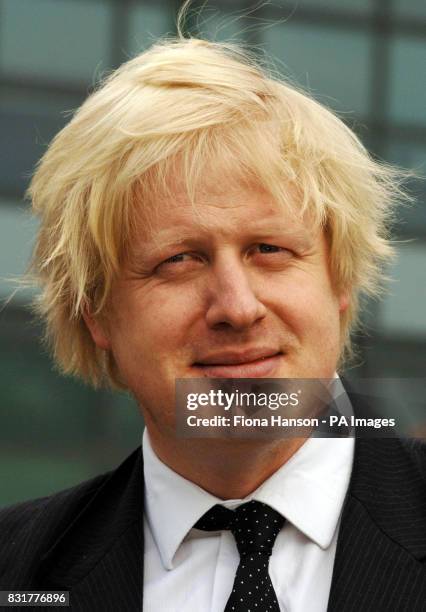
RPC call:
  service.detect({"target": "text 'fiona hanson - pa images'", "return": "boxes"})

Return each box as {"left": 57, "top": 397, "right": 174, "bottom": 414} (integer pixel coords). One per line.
{"left": 174, "top": 378, "right": 412, "bottom": 439}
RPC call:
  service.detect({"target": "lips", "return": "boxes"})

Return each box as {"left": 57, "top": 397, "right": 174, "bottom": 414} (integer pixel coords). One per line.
{"left": 193, "top": 349, "right": 283, "bottom": 378}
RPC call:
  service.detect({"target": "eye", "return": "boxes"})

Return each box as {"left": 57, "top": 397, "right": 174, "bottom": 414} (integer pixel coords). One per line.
{"left": 257, "top": 243, "right": 284, "bottom": 254}
{"left": 156, "top": 251, "right": 204, "bottom": 275}
{"left": 162, "top": 253, "right": 191, "bottom": 265}
{"left": 250, "top": 243, "right": 294, "bottom": 267}
{"left": 256, "top": 243, "right": 292, "bottom": 256}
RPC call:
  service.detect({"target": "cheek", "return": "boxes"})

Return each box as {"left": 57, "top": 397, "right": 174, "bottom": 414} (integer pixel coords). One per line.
{"left": 269, "top": 274, "right": 341, "bottom": 333}
{"left": 113, "top": 285, "right": 201, "bottom": 357}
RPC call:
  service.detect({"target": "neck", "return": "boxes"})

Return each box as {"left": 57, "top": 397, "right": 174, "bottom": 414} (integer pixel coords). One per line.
{"left": 146, "top": 428, "right": 306, "bottom": 499}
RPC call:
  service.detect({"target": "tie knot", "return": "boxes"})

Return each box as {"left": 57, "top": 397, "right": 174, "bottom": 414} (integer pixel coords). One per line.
{"left": 230, "top": 500, "right": 285, "bottom": 556}
{"left": 194, "top": 500, "right": 285, "bottom": 556}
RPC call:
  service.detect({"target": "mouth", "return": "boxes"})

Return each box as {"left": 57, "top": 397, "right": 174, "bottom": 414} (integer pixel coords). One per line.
{"left": 192, "top": 349, "right": 283, "bottom": 378}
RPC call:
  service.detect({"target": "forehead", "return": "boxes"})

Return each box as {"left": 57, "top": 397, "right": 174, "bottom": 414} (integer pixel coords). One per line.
{"left": 133, "top": 174, "right": 317, "bottom": 247}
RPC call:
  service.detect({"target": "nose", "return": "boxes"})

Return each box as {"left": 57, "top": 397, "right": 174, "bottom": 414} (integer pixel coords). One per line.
{"left": 205, "top": 257, "right": 267, "bottom": 331}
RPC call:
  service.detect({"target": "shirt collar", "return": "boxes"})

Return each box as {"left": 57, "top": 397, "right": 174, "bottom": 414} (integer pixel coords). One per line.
{"left": 143, "top": 430, "right": 220, "bottom": 570}
{"left": 143, "top": 381, "right": 354, "bottom": 570}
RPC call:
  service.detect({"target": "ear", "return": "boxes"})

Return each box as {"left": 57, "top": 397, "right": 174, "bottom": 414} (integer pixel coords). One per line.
{"left": 82, "top": 305, "right": 111, "bottom": 351}
{"left": 338, "top": 289, "right": 350, "bottom": 313}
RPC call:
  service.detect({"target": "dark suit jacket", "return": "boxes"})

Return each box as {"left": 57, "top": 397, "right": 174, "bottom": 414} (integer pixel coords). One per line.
{"left": 1, "top": 395, "right": 426, "bottom": 611}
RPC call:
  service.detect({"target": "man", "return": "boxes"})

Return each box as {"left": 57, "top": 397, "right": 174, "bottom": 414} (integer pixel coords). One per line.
{"left": 1, "top": 34, "right": 425, "bottom": 612}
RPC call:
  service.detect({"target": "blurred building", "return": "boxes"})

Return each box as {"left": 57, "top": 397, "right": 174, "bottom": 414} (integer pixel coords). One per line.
{"left": 0, "top": 0, "right": 425, "bottom": 506}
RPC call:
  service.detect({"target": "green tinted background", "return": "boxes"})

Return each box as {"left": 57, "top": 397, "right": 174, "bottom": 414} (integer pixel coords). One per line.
{"left": 1, "top": 0, "right": 425, "bottom": 506}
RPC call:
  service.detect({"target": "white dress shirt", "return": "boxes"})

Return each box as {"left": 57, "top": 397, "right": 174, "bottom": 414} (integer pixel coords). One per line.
{"left": 142, "top": 425, "right": 354, "bottom": 612}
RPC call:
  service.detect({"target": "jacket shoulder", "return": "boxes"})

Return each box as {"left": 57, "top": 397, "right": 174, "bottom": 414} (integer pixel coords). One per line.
{"left": 0, "top": 471, "right": 110, "bottom": 587}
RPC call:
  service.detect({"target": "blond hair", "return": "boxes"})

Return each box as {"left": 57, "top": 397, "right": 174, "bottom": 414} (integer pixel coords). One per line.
{"left": 28, "top": 35, "right": 408, "bottom": 388}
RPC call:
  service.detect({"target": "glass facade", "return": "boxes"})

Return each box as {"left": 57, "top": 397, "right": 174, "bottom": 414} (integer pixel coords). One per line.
{"left": 264, "top": 23, "right": 372, "bottom": 115}
{"left": 0, "top": 0, "right": 425, "bottom": 506}
{"left": 1, "top": 0, "right": 112, "bottom": 82}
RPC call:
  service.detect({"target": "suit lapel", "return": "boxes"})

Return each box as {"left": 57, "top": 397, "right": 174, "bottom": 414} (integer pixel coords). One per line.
{"left": 36, "top": 448, "right": 144, "bottom": 612}
{"left": 328, "top": 393, "right": 426, "bottom": 612}
{"left": 328, "top": 484, "right": 426, "bottom": 611}
{"left": 67, "top": 520, "right": 142, "bottom": 611}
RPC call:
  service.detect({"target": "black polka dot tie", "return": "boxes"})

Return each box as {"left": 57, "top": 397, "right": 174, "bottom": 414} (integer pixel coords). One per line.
{"left": 194, "top": 500, "right": 285, "bottom": 611}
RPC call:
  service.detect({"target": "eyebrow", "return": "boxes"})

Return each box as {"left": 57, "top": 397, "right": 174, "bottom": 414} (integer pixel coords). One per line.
{"left": 129, "top": 224, "right": 316, "bottom": 266}
{"left": 152, "top": 218, "right": 314, "bottom": 242}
